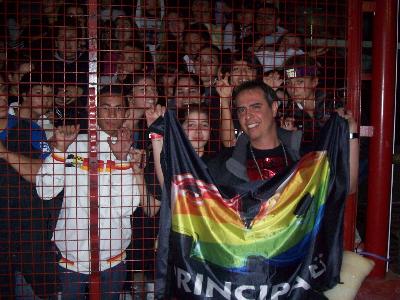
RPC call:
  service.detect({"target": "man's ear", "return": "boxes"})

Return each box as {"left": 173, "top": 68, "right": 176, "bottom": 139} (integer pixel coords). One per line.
{"left": 312, "top": 77, "right": 319, "bottom": 88}
{"left": 272, "top": 101, "right": 278, "bottom": 117}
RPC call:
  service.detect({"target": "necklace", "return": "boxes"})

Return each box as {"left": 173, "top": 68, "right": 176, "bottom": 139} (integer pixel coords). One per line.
{"left": 249, "top": 141, "right": 288, "bottom": 180}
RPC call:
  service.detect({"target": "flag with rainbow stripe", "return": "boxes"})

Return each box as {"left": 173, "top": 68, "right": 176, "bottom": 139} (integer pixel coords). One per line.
{"left": 155, "top": 111, "right": 349, "bottom": 300}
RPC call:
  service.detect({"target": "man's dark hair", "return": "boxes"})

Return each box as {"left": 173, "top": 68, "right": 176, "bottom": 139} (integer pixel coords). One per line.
{"left": 99, "top": 85, "right": 128, "bottom": 106}
{"left": 19, "top": 71, "right": 54, "bottom": 96}
{"left": 232, "top": 79, "right": 277, "bottom": 107}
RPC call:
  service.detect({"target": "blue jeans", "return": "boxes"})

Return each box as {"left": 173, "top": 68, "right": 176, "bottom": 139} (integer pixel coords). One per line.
{"left": 58, "top": 262, "right": 126, "bottom": 300}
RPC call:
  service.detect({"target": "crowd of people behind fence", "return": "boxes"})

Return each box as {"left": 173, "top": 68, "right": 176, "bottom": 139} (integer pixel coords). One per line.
{"left": 0, "top": 0, "right": 350, "bottom": 299}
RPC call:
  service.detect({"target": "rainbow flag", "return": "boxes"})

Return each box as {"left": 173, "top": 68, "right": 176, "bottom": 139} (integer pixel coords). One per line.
{"left": 155, "top": 111, "right": 349, "bottom": 300}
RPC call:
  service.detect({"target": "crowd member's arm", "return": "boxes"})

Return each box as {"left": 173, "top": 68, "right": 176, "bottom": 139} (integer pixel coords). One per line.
{"left": 215, "top": 74, "right": 236, "bottom": 147}
{"left": 0, "top": 141, "right": 43, "bottom": 183}
{"left": 36, "top": 125, "right": 80, "bottom": 199}
{"left": 145, "top": 105, "right": 166, "bottom": 188}
{"left": 337, "top": 109, "right": 359, "bottom": 195}
{"left": 131, "top": 148, "right": 160, "bottom": 217}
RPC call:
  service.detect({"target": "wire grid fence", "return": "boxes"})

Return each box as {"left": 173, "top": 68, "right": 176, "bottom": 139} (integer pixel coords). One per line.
{"left": 0, "top": 0, "right": 348, "bottom": 299}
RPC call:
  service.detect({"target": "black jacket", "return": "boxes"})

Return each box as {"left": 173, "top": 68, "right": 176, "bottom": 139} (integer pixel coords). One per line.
{"left": 207, "top": 128, "right": 302, "bottom": 187}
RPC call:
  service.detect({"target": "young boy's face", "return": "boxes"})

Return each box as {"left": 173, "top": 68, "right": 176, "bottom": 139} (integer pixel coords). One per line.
{"left": 26, "top": 85, "right": 54, "bottom": 118}
{"left": 286, "top": 76, "right": 318, "bottom": 102}
{"left": 97, "top": 94, "right": 127, "bottom": 137}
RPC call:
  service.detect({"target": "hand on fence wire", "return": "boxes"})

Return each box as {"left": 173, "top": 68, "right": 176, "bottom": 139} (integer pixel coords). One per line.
{"left": 107, "top": 127, "right": 132, "bottom": 161}
{"left": 215, "top": 73, "right": 233, "bottom": 108}
{"left": 130, "top": 148, "right": 147, "bottom": 173}
{"left": 53, "top": 124, "right": 80, "bottom": 152}
{"left": 335, "top": 108, "right": 357, "bottom": 133}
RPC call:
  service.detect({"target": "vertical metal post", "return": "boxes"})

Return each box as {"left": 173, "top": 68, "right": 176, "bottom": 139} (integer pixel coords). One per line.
{"left": 87, "top": 0, "right": 100, "bottom": 297}
{"left": 364, "top": 0, "right": 398, "bottom": 278}
{"left": 345, "top": 0, "right": 363, "bottom": 251}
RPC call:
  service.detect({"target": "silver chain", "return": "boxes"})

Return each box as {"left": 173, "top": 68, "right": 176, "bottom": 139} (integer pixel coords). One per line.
{"left": 249, "top": 141, "right": 288, "bottom": 180}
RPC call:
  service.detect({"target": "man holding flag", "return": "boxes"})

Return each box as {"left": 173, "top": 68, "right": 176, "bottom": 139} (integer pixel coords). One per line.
{"left": 154, "top": 79, "right": 359, "bottom": 299}
{"left": 207, "top": 79, "right": 359, "bottom": 194}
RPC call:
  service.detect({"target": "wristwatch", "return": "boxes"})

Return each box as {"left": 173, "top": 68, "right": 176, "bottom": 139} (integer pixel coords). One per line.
{"left": 349, "top": 132, "right": 359, "bottom": 139}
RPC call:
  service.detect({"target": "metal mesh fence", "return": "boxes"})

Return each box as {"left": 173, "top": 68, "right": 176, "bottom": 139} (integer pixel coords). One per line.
{"left": 0, "top": 0, "right": 350, "bottom": 298}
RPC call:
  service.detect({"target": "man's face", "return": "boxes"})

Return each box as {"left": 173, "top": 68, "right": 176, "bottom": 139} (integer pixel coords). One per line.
{"left": 230, "top": 60, "right": 257, "bottom": 86}
{"left": 97, "top": 94, "right": 126, "bottom": 136}
{"left": 256, "top": 7, "right": 279, "bottom": 35}
{"left": 286, "top": 76, "right": 318, "bottom": 102}
{"left": 236, "top": 88, "right": 278, "bottom": 145}
{"left": 27, "top": 85, "right": 54, "bottom": 118}
{"left": 175, "top": 77, "right": 202, "bottom": 108}
{"left": 182, "top": 111, "right": 210, "bottom": 152}
{"left": 56, "top": 27, "right": 79, "bottom": 60}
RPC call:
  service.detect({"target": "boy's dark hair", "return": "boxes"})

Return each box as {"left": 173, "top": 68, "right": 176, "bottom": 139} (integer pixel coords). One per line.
{"left": 232, "top": 79, "right": 277, "bottom": 107}
{"left": 99, "top": 85, "right": 128, "bottom": 106}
